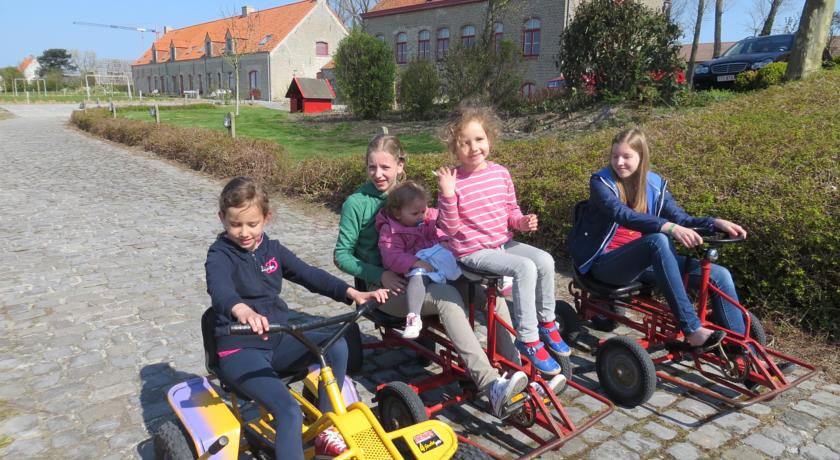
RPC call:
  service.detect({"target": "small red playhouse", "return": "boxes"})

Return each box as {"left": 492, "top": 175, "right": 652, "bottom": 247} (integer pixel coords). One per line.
{"left": 285, "top": 77, "right": 335, "bottom": 113}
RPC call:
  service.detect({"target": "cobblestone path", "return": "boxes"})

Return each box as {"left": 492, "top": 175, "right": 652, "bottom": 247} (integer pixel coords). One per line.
{"left": 1, "top": 104, "right": 839, "bottom": 459}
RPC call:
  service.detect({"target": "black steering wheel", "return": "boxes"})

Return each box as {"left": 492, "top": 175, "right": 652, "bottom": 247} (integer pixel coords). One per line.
{"left": 689, "top": 227, "right": 745, "bottom": 245}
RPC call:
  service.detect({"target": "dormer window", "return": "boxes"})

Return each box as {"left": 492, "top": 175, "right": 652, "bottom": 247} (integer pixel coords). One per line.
{"left": 152, "top": 48, "right": 158, "bottom": 63}
{"left": 170, "top": 45, "right": 176, "bottom": 62}
{"left": 226, "top": 36, "right": 234, "bottom": 53}
{"left": 259, "top": 34, "right": 273, "bottom": 46}
{"left": 206, "top": 41, "right": 212, "bottom": 57}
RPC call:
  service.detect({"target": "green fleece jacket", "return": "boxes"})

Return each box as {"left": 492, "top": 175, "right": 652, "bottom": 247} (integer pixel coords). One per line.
{"left": 334, "top": 181, "right": 387, "bottom": 286}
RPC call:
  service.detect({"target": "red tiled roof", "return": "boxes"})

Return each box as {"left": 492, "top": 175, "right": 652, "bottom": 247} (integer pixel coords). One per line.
{"left": 365, "top": 0, "right": 485, "bottom": 18}
{"left": 134, "top": 0, "right": 318, "bottom": 65}
{"left": 321, "top": 59, "right": 335, "bottom": 70}
{"left": 18, "top": 56, "right": 34, "bottom": 72}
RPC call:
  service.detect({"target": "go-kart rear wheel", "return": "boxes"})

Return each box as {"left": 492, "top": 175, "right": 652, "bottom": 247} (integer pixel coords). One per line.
{"left": 453, "top": 442, "right": 493, "bottom": 459}
{"left": 557, "top": 354, "right": 573, "bottom": 395}
{"left": 591, "top": 307, "right": 620, "bottom": 332}
{"left": 153, "top": 420, "right": 195, "bottom": 460}
{"left": 596, "top": 336, "right": 656, "bottom": 407}
{"left": 376, "top": 381, "right": 428, "bottom": 432}
{"left": 345, "top": 322, "right": 363, "bottom": 374}
{"left": 555, "top": 300, "right": 581, "bottom": 345}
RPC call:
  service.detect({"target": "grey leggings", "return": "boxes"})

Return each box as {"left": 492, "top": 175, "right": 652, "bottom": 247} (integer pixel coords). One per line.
{"left": 406, "top": 274, "right": 431, "bottom": 317}
{"left": 459, "top": 240, "right": 556, "bottom": 343}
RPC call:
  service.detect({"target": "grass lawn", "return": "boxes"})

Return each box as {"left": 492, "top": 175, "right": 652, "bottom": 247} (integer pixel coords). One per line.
{"left": 119, "top": 105, "right": 443, "bottom": 161}
{"left": 0, "top": 92, "right": 169, "bottom": 104}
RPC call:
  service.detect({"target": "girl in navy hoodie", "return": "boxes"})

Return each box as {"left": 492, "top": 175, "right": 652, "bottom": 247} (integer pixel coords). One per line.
{"left": 568, "top": 128, "right": 748, "bottom": 351}
{"left": 205, "top": 176, "right": 388, "bottom": 460}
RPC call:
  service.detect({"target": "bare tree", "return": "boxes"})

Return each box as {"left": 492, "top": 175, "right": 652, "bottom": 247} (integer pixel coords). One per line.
{"left": 714, "top": 0, "right": 724, "bottom": 56}
{"left": 829, "top": 10, "right": 840, "bottom": 54}
{"left": 221, "top": 7, "right": 261, "bottom": 115}
{"left": 687, "top": 0, "right": 707, "bottom": 87}
{"left": 69, "top": 49, "right": 98, "bottom": 87}
{"left": 786, "top": 0, "right": 837, "bottom": 79}
{"left": 761, "top": 0, "right": 785, "bottom": 34}
{"left": 747, "top": 0, "right": 796, "bottom": 35}
{"left": 329, "top": 0, "right": 375, "bottom": 29}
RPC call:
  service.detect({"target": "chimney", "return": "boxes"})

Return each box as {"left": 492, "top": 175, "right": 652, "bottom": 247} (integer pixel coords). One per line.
{"left": 241, "top": 5, "right": 255, "bottom": 17}
{"left": 163, "top": 26, "right": 172, "bottom": 35}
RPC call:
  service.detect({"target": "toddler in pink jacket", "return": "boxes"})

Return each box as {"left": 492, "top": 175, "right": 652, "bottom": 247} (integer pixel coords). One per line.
{"left": 376, "top": 181, "right": 461, "bottom": 338}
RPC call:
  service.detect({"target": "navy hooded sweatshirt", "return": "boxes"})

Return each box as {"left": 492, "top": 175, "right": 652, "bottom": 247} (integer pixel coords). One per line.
{"left": 205, "top": 233, "right": 352, "bottom": 351}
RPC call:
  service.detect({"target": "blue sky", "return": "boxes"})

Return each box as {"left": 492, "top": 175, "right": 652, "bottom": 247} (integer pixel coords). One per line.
{"left": 0, "top": 0, "right": 810, "bottom": 68}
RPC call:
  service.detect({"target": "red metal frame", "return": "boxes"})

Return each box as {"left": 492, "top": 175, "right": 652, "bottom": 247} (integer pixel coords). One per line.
{"left": 569, "top": 249, "right": 817, "bottom": 408}
{"left": 364, "top": 278, "right": 613, "bottom": 459}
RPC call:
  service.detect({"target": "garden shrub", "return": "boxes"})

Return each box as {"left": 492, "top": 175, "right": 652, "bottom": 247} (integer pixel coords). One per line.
{"left": 734, "top": 70, "right": 758, "bottom": 91}
{"left": 333, "top": 29, "right": 396, "bottom": 120}
{"left": 398, "top": 59, "right": 440, "bottom": 120}
{"left": 755, "top": 62, "right": 787, "bottom": 88}
{"left": 557, "top": 0, "right": 685, "bottom": 104}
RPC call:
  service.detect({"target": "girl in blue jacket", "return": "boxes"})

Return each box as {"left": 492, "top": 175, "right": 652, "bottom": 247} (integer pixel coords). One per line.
{"left": 568, "top": 128, "right": 748, "bottom": 351}
{"left": 205, "top": 176, "right": 388, "bottom": 460}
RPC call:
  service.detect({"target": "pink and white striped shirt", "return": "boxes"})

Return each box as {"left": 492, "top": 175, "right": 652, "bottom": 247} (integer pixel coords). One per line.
{"left": 438, "top": 162, "right": 525, "bottom": 258}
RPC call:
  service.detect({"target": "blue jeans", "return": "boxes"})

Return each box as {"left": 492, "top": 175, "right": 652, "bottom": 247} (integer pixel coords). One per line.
{"left": 590, "top": 233, "right": 745, "bottom": 336}
{"left": 218, "top": 330, "right": 348, "bottom": 460}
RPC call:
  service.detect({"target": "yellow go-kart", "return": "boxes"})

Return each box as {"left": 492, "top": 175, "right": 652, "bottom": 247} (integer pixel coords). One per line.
{"left": 153, "top": 302, "right": 463, "bottom": 459}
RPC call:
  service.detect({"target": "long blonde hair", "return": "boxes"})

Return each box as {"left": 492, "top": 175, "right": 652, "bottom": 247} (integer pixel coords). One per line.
{"left": 366, "top": 134, "right": 407, "bottom": 183}
{"left": 611, "top": 128, "right": 650, "bottom": 213}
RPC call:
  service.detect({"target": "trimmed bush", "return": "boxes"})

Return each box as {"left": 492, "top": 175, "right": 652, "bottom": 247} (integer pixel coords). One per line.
{"left": 333, "top": 29, "right": 396, "bottom": 120}
{"left": 557, "top": 0, "right": 685, "bottom": 104}
{"left": 756, "top": 62, "right": 787, "bottom": 88}
{"left": 398, "top": 59, "right": 440, "bottom": 120}
{"left": 734, "top": 70, "right": 759, "bottom": 91}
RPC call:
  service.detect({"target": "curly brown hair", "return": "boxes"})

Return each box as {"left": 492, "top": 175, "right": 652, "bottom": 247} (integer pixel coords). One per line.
{"left": 441, "top": 102, "right": 502, "bottom": 158}
{"left": 383, "top": 181, "right": 429, "bottom": 218}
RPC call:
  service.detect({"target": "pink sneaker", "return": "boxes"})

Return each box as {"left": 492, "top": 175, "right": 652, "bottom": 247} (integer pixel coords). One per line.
{"left": 315, "top": 427, "right": 348, "bottom": 458}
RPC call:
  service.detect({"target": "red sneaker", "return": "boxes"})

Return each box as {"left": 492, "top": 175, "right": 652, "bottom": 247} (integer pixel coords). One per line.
{"left": 315, "top": 427, "right": 348, "bottom": 458}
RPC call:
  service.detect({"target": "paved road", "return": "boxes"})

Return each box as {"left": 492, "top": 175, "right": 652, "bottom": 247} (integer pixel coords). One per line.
{"left": 1, "top": 104, "right": 839, "bottom": 459}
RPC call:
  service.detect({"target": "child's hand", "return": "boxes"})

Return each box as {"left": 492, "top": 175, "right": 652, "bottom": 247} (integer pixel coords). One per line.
{"left": 231, "top": 303, "right": 270, "bottom": 340}
{"left": 436, "top": 167, "right": 457, "bottom": 197}
{"left": 381, "top": 270, "right": 407, "bottom": 294}
{"left": 413, "top": 260, "right": 435, "bottom": 272}
{"left": 668, "top": 224, "right": 704, "bottom": 248}
{"left": 518, "top": 214, "right": 539, "bottom": 232}
{"left": 714, "top": 218, "right": 748, "bottom": 239}
{"left": 347, "top": 287, "right": 390, "bottom": 305}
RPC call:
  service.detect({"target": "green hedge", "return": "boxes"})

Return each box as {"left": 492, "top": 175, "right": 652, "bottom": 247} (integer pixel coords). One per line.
{"left": 72, "top": 69, "right": 840, "bottom": 340}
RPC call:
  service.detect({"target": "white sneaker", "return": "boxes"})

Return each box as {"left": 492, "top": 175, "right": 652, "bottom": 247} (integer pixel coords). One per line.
{"left": 530, "top": 374, "right": 567, "bottom": 401}
{"left": 487, "top": 371, "right": 528, "bottom": 419}
{"left": 402, "top": 314, "right": 423, "bottom": 339}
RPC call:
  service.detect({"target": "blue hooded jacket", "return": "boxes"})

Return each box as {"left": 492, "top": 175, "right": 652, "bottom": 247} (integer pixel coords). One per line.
{"left": 568, "top": 167, "right": 715, "bottom": 273}
{"left": 205, "top": 233, "right": 352, "bottom": 351}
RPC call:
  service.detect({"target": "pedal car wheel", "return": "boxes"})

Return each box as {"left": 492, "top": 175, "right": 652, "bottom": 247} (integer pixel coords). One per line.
{"left": 596, "top": 336, "right": 656, "bottom": 407}
{"left": 591, "top": 307, "right": 620, "bottom": 332}
{"left": 557, "top": 354, "right": 573, "bottom": 395}
{"left": 153, "top": 420, "right": 196, "bottom": 460}
{"left": 453, "top": 442, "right": 493, "bottom": 459}
{"left": 345, "top": 322, "right": 364, "bottom": 374}
{"left": 555, "top": 300, "right": 581, "bottom": 345}
{"left": 376, "top": 381, "right": 428, "bottom": 432}
{"left": 748, "top": 312, "right": 767, "bottom": 346}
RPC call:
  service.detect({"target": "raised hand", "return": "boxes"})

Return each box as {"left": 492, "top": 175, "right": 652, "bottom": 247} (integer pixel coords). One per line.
{"left": 436, "top": 166, "right": 457, "bottom": 197}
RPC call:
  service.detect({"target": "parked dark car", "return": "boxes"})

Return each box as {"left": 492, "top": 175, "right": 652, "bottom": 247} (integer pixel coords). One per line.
{"left": 693, "top": 34, "right": 794, "bottom": 89}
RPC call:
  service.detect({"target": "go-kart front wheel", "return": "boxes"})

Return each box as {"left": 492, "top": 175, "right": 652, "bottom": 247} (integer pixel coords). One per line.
{"left": 376, "top": 381, "right": 428, "bottom": 432}
{"left": 453, "top": 442, "right": 493, "bottom": 459}
{"left": 345, "top": 322, "right": 364, "bottom": 374}
{"left": 153, "top": 420, "right": 195, "bottom": 460}
{"left": 596, "top": 336, "right": 656, "bottom": 407}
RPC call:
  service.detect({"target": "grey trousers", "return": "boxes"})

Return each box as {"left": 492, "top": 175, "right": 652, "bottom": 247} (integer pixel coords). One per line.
{"left": 459, "top": 240, "right": 556, "bottom": 343}
{"left": 377, "top": 280, "right": 519, "bottom": 392}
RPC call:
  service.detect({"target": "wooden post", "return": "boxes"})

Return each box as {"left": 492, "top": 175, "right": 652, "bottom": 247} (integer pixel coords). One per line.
{"left": 154, "top": 104, "right": 160, "bottom": 124}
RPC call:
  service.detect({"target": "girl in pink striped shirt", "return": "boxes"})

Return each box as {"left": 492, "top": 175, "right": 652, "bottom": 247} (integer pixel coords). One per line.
{"left": 436, "top": 105, "right": 571, "bottom": 376}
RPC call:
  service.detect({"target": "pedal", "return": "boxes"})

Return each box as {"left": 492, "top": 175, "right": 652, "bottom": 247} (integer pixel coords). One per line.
{"left": 499, "top": 393, "right": 529, "bottom": 419}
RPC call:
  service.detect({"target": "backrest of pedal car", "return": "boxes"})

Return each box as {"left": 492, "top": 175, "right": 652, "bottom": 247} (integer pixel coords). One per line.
{"left": 201, "top": 307, "right": 221, "bottom": 376}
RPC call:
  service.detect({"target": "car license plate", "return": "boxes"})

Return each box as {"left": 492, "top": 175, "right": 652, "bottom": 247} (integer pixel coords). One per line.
{"left": 717, "top": 75, "right": 736, "bottom": 82}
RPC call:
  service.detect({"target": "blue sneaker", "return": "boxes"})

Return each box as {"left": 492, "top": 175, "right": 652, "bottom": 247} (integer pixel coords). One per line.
{"left": 515, "top": 340, "right": 561, "bottom": 375}
{"left": 539, "top": 322, "right": 572, "bottom": 358}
